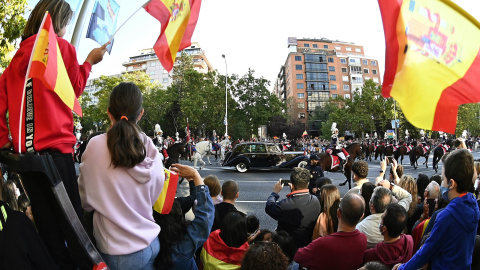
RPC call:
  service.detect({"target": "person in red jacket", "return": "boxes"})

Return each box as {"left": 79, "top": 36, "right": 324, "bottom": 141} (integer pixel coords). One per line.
{"left": 0, "top": 1, "right": 108, "bottom": 269}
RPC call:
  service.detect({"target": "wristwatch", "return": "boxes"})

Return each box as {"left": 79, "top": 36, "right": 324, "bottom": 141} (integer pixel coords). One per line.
{"left": 390, "top": 182, "right": 395, "bottom": 191}
{"left": 379, "top": 170, "right": 384, "bottom": 173}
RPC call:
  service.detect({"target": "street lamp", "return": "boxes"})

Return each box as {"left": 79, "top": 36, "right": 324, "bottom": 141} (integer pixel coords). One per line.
{"left": 222, "top": 54, "right": 228, "bottom": 138}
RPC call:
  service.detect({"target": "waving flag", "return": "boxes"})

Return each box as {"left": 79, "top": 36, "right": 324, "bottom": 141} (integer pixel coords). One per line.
{"left": 29, "top": 12, "right": 82, "bottom": 116}
{"left": 378, "top": 0, "right": 480, "bottom": 134}
{"left": 302, "top": 130, "right": 308, "bottom": 137}
{"left": 86, "top": 0, "right": 120, "bottom": 53}
{"left": 153, "top": 169, "right": 179, "bottom": 214}
{"left": 143, "top": 0, "right": 202, "bottom": 71}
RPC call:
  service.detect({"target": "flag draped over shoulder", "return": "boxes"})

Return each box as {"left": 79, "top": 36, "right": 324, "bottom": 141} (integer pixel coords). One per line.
{"left": 378, "top": 0, "right": 480, "bottom": 134}
{"left": 153, "top": 169, "right": 179, "bottom": 214}
{"left": 29, "top": 12, "right": 82, "bottom": 116}
{"left": 143, "top": 0, "right": 202, "bottom": 72}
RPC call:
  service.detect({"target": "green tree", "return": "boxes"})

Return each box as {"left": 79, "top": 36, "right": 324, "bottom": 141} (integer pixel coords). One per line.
{"left": 0, "top": 0, "right": 27, "bottom": 69}
{"left": 230, "top": 68, "right": 284, "bottom": 137}
{"left": 456, "top": 103, "right": 480, "bottom": 137}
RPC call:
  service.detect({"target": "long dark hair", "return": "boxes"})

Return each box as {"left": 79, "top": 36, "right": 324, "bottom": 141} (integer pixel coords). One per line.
{"left": 23, "top": 0, "right": 73, "bottom": 40}
{"left": 2, "top": 180, "right": 18, "bottom": 211}
{"left": 220, "top": 211, "right": 248, "bottom": 248}
{"left": 107, "top": 82, "right": 146, "bottom": 168}
{"left": 153, "top": 200, "right": 189, "bottom": 268}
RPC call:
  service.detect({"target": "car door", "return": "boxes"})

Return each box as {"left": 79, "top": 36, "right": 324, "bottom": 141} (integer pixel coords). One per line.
{"left": 249, "top": 144, "right": 270, "bottom": 167}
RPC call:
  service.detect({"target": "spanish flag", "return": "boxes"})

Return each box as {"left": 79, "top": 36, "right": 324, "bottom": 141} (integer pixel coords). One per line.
{"left": 153, "top": 169, "right": 179, "bottom": 214}
{"left": 144, "top": 0, "right": 202, "bottom": 72}
{"left": 28, "top": 12, "right": 82, "bottom": 116}
{"left": 379, "top": 0, "right": 480, "bottom": 134}
{"left": 302, "top": 130, "right": 308, "bottom": 137}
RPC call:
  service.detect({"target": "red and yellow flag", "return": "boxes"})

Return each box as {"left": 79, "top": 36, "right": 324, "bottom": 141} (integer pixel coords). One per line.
{"left": 153, "top": 169, "right": 179, "bottom": 214}
{"left": 144, "top": 0, "right": 202, "bottom": 72}
{"left": 379, "top": 0, "right": 480, "bottom": 133}
{"left": 29, "top": 12, "right": 82, "bottom": 116}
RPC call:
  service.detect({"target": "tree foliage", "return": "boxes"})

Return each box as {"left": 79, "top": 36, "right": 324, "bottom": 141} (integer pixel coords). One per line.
{"left": 0, "top": 0, "right": 27, "bottom": 69}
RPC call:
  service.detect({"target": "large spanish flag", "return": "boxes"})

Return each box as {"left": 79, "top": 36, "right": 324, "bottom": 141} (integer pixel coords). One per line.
{"left": 153, "top": 169, "right": 179, "bottom": 214}
{"left": 29, "top": 12, "right": 82, "bottom": 116}
{"left": 144, "top": 0, "right": 202, "bottom": 72}
{"left": 379, "top": 0, "right": 480, "bottom": 134}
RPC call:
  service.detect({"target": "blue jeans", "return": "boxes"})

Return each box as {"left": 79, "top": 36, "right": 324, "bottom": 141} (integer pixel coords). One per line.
{"left": 100, "top": 238, "right": 160, "bottom": 270}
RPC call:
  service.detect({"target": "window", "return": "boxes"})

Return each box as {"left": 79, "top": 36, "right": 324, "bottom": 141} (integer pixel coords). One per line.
{"left": 373, "top": 78, "right": 379, "bottom": 83}
{"left": 304, "top": 43, "right": 310, "bottom": 47}
{"left": 298, "top": 113, "right": 306, "bottom": 119}
{"left": 296, "top": 74, "right": 304, "bottom": 79}
{"left": 307, "top": 82, "right": 329, "bottom": 90}
{"left": 332, "top": 94, "right": 338, "bottom": 98}
{"left": 162, "top": 78, "right": 169, "bottom": 83}
{"left": 342, "top": 76, "right": 349, "bottom": 82}
{"left": 349, "top": 58, "right": 356, "bottom": 63}
{"left": 295, "top": 56, "right": 302, "bottom": 61}
{"left": 324, "top": 45, "right": 328, "bottom": 49}
{"left": 335, "top": 46, "right": 341, "bottom": 50}
{"left": 306, "top": 73, "right": 328, "bottom": 81}
{"left": 127, "top": 66, "right": 133, "bottom": 71}
{"left": 352, "top": 76, "right": 363, "bottom": 84}
{"left": 364, "top": 68, "right": 369, "bottom": 74}
{"left": 340, "top": 58, "right": 347, "bottom": 64}
{"left": 150, "top": 62, "right": 156, "bottom": 66}
{"left": 329, "top": 75, "right": 336, "bottom": 81}
{"left": 341, "top": 67, "right": 347, "bottom": 73}
{"left": 355, "top": 48, "right": 361, "bottom": 52}
{"left": 372, "top": 69, "right": 378, "bottom": 75}
{"left": 307, "top": 91, "right": 329, "bottom": 101}
{"left": 150, "top": 71, "right": 155, "bottom": 75}
{"left": 343, "top": 85, "right": 350, "bottom": 90}
{"left": 305, "top": 63, "right": 328, "bottom": 72}
{"left": 350, "top": 66, "right": 362, "bottom": 74}
{"left": 295, "top": 65, "right": 303, "bottom": 70}
{"left": 298, "top": 102, "right": 305, "bottom": 109}
{"left": 328, "top": 66, "right": 335, "bottom": 71}
{"left": 362, "top": 60, "right": 368, "bottom": 65}
{"left": 297, "top": 83, "right": 304, "bottom": 89}
{"left": 305, "top": 54, "right": 327, "bottom": 62}
{"left": 313, "top": 44, "right": 318, "bottom": 48}
{"left": 365, "top": 77, "right": 371, "bottom": 81}
{"left": 344, "top": 94, "right": 351, "bottom": 99}
{"left": 371, "top": 60, "right": 377, "bottom": 66}
{"left": 346, "top": 47, "right": 352, "bottom": 51}
{"left": 330, "top": 84, "right": 337, "bottom": 90}
{"left": 297, "top": 93, "right": 305, "bottom": 98}
{"left": 328, "top": 57, "right": 334, "bottom": 63}
{"left": 150, "top": 79, "right": 154, "bottom": 83}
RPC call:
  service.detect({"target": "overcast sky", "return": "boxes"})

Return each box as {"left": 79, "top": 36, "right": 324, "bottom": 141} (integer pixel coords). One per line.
{"left": 27, "top": 0, "right": 480, "bottom": 89}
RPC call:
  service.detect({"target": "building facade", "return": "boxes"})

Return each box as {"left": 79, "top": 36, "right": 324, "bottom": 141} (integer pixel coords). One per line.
{"left": 274, "top": 37, "right": 382, "bottom": 133}
{"left": 122, "top": 42, "right": 213, "bottom": 88}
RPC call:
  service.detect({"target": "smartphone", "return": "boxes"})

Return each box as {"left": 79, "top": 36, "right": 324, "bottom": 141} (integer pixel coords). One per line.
{"left": 385, "top": 156, "right": 394, "bottom": 163}
{"left": 250, "top": 228, "right": 260, "bottom": 238}
{"left": 280, "top": 178, "right": 290, "bottom": 186}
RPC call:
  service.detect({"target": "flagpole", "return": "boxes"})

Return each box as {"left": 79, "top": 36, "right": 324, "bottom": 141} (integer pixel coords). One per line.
{"left": 108, "top": 1, "right": 150, "bottom": 43}
{"left": 17, "top": 12, "right": 48, "bottom": 154}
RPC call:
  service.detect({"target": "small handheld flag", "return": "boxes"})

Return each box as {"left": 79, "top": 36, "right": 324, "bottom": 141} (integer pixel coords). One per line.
{"left": 153, "top": 169, "right": 179, "bottom": 214}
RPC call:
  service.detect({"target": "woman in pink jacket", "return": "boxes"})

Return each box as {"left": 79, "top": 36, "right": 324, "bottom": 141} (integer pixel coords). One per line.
{"left": 79, "top": 82, "right": 164, "bottom": 270}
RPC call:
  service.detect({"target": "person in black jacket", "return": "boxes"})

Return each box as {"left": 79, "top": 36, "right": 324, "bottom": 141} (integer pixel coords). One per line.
{"left": 265, "top": 167, "right": 321, "bottom": 248}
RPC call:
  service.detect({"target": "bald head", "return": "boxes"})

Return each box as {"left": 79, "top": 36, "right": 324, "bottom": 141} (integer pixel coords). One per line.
{"left": 425, "top": 181, "right": 440, "bottom": 199}
{"left": 339, "top": 193, "right": 365, "bottom": 227}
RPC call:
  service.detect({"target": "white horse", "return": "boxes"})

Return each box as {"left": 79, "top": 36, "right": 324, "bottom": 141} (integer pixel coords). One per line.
{"left": 193, "top": 141, "right": 212, "bottom": 169}
{"left": 218, "top": 139, "right": 231, "bottom": 162}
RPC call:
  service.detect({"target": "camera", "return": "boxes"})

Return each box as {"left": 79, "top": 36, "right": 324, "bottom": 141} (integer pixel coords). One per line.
{"left": 280, "top": 179, "right": 290, "bottom": 186}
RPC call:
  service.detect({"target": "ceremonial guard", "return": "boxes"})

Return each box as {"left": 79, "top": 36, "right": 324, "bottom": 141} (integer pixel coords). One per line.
{"left": 153, "top": 124, "right": 168, "bottom": 161}
{"left": 331, "top": 122, "right": 339, "bottom": 146}
{"left": 420, "top": 129, "right": 426, "bottom": 143}
{"left": 365, "top": 133, "right": 370, "bottom": 145}
{"left": 405, "top": 129, "right": 410, "bottom": 142}
{"left": 330, "top": 122, "right": 347, "bottom": 172}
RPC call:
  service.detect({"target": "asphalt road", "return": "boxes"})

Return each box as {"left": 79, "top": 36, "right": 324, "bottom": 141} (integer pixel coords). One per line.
{"left": 175, "top": 150, "right": 480, "bottom": 232}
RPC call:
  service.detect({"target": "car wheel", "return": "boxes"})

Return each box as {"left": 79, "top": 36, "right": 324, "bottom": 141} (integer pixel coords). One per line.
{"left": 298, "top": 160, "right": 308, "bottom": 168}
{"left": 236, "top": 162, "right": 249, "bottom": 173}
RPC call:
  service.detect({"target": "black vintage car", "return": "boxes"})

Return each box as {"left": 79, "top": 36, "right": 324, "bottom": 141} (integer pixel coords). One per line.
{"left": 222, "top": 142, "right": 309, "bottom": 172}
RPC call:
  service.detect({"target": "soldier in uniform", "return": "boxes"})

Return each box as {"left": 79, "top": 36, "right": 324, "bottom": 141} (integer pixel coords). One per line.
{"left": 331, "top": 122, "right": 339, "bottom": 146}
{"left": 330, "top": 122, "right": 347, "bottom": 172}
{"left": 153, "top": 124, "right": 168, "bottom": 161}
{"left": 307, "top": 155, "right": 324, "bottom": 195}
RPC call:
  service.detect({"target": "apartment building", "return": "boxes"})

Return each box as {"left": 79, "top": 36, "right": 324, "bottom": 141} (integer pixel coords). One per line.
{"left": 274, "top": 37, "right": 382, "bottom": 127}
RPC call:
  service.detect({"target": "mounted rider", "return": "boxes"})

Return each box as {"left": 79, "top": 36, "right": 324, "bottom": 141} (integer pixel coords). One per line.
{"left": 328, "top": 122, "right": 348, "bottom": 172}
{"left": 365, "top": 133, "right": 370, "bottom": 145}
{"left": 153, "top": 124, "right": 169, "bottom": 161}
{"left": 405, "top": 129, "right": 410, "bottom": 142}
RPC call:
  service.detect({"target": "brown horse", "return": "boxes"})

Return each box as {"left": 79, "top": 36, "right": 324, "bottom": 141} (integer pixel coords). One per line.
{"left": 432, "top": 139, "right": 454, "bottom": 173}
{"left": 384, "top": 145, "right": 394, "bottom": 159}
{"left": 375, "top": 144, "right": 385, "bottom": 161}
{"left": 410, "top": 143, "right": 431, "bottom": 169}
{"left": 367, "top": 143, "right": 375, "bottom": 161}
{"left": 313, "top": 143, "right": 364, "bottom": 190}
{"left": 393, "top": 145, "right": 410, "bottom": 165}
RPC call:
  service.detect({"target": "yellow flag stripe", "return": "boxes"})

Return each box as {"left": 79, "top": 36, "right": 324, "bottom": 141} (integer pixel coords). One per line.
{"left": 53, "top": 44, "right": 75, "bottom": 110}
